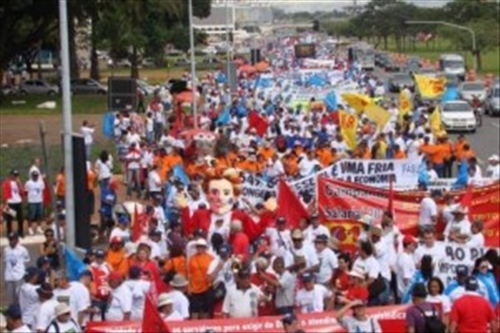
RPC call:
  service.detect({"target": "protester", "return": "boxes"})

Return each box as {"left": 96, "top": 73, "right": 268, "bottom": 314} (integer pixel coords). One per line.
{"left": 18, "top": 267, "right": 40, "bottom": 329}
{"left": 336, "top": 299, "right": 382, "bottom": 333}
{"left": 3, "top": 232, "right": 30, "bottom": 305}
{"left": 157, "top": 293, "right": 184, "bottom": 321}
{"left": 4, "top": 304, "right": 31, "bottom": 333}
{"left": 1, "top": 169, "right": 24, "bottom": 237}
{"left": 405, "top": 282, "right": 446, "bottom": 333}
{"left": 46, "top": 302, "right": 81, "bottom": 333}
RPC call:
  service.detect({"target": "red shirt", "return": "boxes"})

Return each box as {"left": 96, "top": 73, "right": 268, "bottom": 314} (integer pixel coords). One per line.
{"left": 250, "top": 272, "right": 278, "bottom": 316}
{"left": 332, "top": 269, "right": 349, "bottom": 292}
{"left": 450, "top": 293, "right": 495, "bottom": 333}
{"left": 230, "top": 232, "right": 250, "bottom": 262}
{"left": 346, "top": 286, "right": 369, "bottom": 302}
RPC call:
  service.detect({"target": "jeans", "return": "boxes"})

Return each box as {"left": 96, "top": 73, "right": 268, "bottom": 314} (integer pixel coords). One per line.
{"left": 85, "top": 144, "right": 92, "bottom": 160}
{"left": 127, "top": 168, "right": 140, "bottom": 197}
{"left": 154, "top": 122, "right": 163, "bottom": 142}
{"left": 5, "top": 280, "right": 23, "bottom": 305}
{"left": 4, "top": 202, "right": 23, "bottom": 237}
{"left": 434, "top": 163, "right": 444, "bottom": 178}
{"left": 99, "top": 178, "right": 110, "bottom": 191}
{"left": 444, "top": 159, "right": 454, "bottom": 178}
{"left": 27, "top": 202, "right": 43, "bottom": 222}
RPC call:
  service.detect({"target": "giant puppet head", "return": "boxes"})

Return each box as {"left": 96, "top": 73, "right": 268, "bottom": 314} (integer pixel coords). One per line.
{"left": 204, "top": 168, "right": 242, "bottom": 215}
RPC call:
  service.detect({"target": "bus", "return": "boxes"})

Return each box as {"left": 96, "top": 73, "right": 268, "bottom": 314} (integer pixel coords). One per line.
{"left": 348, "top": 42, "right": 375, "bottom": 70}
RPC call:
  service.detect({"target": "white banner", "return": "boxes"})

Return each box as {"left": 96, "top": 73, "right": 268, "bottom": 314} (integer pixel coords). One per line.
{"left": 241, "top": 173, "right": 277, "bottom": 209}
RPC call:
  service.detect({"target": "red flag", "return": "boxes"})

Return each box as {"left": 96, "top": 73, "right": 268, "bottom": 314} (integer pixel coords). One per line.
{"left": 277, "top": 179, "right": 309, "bottom": 228}
{"left": 132, "top": 204, "right": 141, "bottom": 242}
{"left": 388, "top": 177, "right": 396, "bottom": 219}
{"left": 42, "top": 178, "right": 51, "bottom": 208}
{"left": 141, "top": 295, "right": 171, "bottom": 333}
{"left": 460, "top": 185, "right": 473, "bottom": 220}
{"left": 248, "top": 111, "right": 269, "bottom": 137}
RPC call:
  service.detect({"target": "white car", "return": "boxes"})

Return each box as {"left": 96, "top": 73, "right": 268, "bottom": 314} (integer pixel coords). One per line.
{"left": 441, "top": 101, "right": 477, "bottom": 132}
{"left": 459, "top": 81, "right": 487, "bottom": 102}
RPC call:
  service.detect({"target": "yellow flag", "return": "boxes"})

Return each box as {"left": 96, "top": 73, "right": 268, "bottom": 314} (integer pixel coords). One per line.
{"left": 339, "top": 110, "right": 359, "bottom": 150}
{"left": 414, "top": 74, "right": 446, "bottom": 99}
{"left": 364, "top": 103, "right": 391, "bottom": 130}
{"left": 341, "top": 93, "right": 372, "bottom": 113}
{"left": 429, "top": 107, "right": 446, "bottom": 136}
{"left": 399, "top": 91, "right": 412, "bottom": 117}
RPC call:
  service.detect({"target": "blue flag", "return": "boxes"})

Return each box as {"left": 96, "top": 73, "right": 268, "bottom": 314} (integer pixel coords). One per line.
{"left": 173, "top": 165, "right": 190, "bottom": 187}
{"left": 418, "top": 159, "right": 429, "bottom": 187}
{"left": 323, "top": 91, "right": 337, "bottom": 112}
{"left": 217, "top": 106, "right": 231, "bottom": 125}
{"left": 453, "top": 158, "right": 469, "bottom": 189}
{"left": 102, "top": 112, "right": 115, "bottom": 138}
{"left": 442, "top": 87, "right": 459, "bottom": 103}
{"left": 64, "top": 247, "right": 87, "bottom": 281}
{"left": 237, "top": 104, "right": 248, "bottom": 117}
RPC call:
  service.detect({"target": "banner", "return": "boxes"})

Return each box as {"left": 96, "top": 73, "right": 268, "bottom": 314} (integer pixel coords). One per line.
{"left": 435, "top": 242, "right": 499, "bottom": 285}
{"left": 317, "top": 178, "right": 500, "bottom": 251}
{"left": 241, "top": 173, "right": 277, "bottom": 208}
{"left": 87, "top": 305, "right": 408, "bottom": 333}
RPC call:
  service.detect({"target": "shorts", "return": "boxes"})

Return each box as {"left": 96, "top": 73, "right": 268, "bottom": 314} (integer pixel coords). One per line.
{"left": 189, "top": 289, "right": 214, "bottom": 315}
{"left": 28, "top": 203, "right": 44, "bottom": 222}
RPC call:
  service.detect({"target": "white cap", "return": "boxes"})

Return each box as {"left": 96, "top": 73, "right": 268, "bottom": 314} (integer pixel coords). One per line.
{"left": 348, "top": 270, "right": 365, "bottom": 280}
{"left": 55, "top": 303, "right": 71, "bottom": 317}
{"left": 452, "top": 205, "right": 468, "bottom": 215}
{"left": 488, "top": 154, "right": 499, "bottom": 162}
{"left": 157, "top": 293, "right": 174, "bottom": 308}
{"left": 194, "top": 238, "right": 208, "bottom": 247}
{"left": 357, "top": 215, "right": 373, "bottom": 226}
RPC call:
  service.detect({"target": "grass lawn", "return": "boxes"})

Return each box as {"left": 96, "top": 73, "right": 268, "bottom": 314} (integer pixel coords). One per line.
{"left": 381, "top": 38, "right": 500, "bottom": 74}
{"left": 0, "top": 94, "right": 109, "bottom": 115}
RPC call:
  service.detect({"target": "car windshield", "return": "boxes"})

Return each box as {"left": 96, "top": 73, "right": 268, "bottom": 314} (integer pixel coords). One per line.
{"left": 462, "top": 83, "right": 484, "bottom": 91}
{"left": 443, "top": 103, "right": 471, "bottom": 112}
{"left": 443, "top": 60, "right": 463, "bottom": 68}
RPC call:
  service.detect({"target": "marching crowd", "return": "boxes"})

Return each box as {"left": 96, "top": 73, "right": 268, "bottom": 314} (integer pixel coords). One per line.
{"left": 2, "top": 37, "right": 500, "bottom": 333}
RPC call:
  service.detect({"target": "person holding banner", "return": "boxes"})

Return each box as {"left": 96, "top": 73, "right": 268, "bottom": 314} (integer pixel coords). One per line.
{"left": 336, "top": 299, "right": 382, "bottom": 333}
{"left": 443, "top": 206, "right": 472, "bottom": 244}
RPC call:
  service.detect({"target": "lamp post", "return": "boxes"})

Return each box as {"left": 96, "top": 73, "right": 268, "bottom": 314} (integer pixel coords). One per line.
{"left": 58, "top": 0, "right": 76, "bottom": 248}
{"left": 405, "top": 20, "right": 477, "bottom": 71}
{"left": 226, "top": 0, "right": 232, "bottom": 91}
{"left": 188, "top": 0, "right": 198, "bottom": 128}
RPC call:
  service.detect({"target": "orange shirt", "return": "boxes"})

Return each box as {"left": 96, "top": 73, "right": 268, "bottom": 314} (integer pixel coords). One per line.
{"left": 431, "top": 143, "right": 449, "bottom": 164}
{"left": 164, "top": 256, "right": 187, "bottom": 278}
{"left": 258, "top": 147, "right": 276, "bottom": 161}
{"left": 55, "top": 173, "right": 65, "bottom": 197}
{"left": 362, "top": 149, "right": 372, "bottom": 160}
{"left": 394, "top": 150, "right": 406, "bottom": 159}
{"left": 237, "top": 160, "right": 261, "bottom": 173}
{"left": 455, "top": 140, "right": 468, "bottom": 160}
{"left": 188, "top": 252, "right": 213, "bottom": 294}
{"left": 106, "top": 249, "right": 129, "bottom": 277}
{"left": 317, "top": 148, "right": 334, "bottom": 167}
{"left": 87, "top": 170, "right": 97, "bottom": 190}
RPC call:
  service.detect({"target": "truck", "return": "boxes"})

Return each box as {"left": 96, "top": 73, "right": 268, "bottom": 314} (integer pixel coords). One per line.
{"left": 439, "top": 54, "right": 465, "bottom": 81}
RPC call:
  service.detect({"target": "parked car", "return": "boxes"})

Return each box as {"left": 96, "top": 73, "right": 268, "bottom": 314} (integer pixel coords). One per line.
{"left": 416, "top": 67, "right": 438, "bottom": 77}
{"left": 70, "top": 78, "right": 107, "bottom": 95}
{"left": 388, "top": 73, "right": 414, "bottom": 92}
{"left": 141, "top": 58, "right": 156, "bottom": 68}
{"left": 115, "top": 59, "right": 131, "bottom": 68}
{"left": 19, "top": 79, "right": 59, "bottom": 95}
{"left": 174, "top": 58, "right": 190, "bottom": 67}
{"left": 1, "top": 85, "right": 18, "bottom": 96}
{"left": 459, "top": 81, "right": 487, "bottom": 102}
{"left": 485, "top": 84, "right": 500, "bottom": 116}
{"left": 136, "top": 80, "right": 155, "bottom": 96}
{"left": 441, "top": 100, "right": 477, "bottom": 132}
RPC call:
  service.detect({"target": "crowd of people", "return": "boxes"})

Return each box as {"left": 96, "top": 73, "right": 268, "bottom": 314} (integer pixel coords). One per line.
{"left": 2, "top": 35, "right": 500, "bottom": 333}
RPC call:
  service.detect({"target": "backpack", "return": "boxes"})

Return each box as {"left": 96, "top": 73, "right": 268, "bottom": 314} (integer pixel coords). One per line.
{"left": 415, "top": 305, "right": 446, "bottom": 333}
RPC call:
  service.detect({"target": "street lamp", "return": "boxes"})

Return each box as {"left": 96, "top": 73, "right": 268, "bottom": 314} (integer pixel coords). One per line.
{"left": 405, "top": 20, "right": 477, "bottom": 71}
{"left": 188, "top": 0, "right": 198, "bottom": 128}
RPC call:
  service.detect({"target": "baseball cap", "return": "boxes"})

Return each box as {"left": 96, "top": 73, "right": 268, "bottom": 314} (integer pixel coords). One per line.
{"left": 10, "top": 169, "right": 19, "bottom": 176}
{"left": 3, "top": 304, "right": 22, "bottom": 320}
{"left": 36, "top": 256, "right": 51, "bottom": 267}
{"left": 291, "top": 229, "right": 304, "bottom": 240}
{"left": 281, "top": 313, "right": 297, "bottom": 325}
{"left": 24, "top": 266, "right": 39, "bottom": 281}
{"left": 314, "top": 234, "right": 329, "bottom": 243}
{"left": 194, "top": 238, "right": 208, "bottom": 247}
{"left": 431, "top": 189, "right": 442, "bottom": 197}
{"left": 110, "top": 236, "right": 123, "bottom": 244}
{"left": 7, "top": 232, "right": 19, "bottom": 240}
{"left": 455, "top": 265, "right": 469, "bottom": 276}
{"left": 465, "top": 276, "right": 479, "bottom": 291}
{"left": 219, "top": 244, "right": 232, "bottom": 256}
{"left": 193, "top": 228, "right": 205, "bottom": 238}
{"left": 411, "top": 283, "right": 428, "bottom": 298}
{"left": 55, "top": 303, "right": 71, "bottom": 317}
{"left": 117, "top": 215, "right": 130, "bottom": 225}
{"left": 95, "top": 249, "right": 105, "bottom": 258}
{"left": 149, "top": 229, "right": 162, "bottom": 237}
{"left": 301, "top": 272, "right": 314, "bottom": 283}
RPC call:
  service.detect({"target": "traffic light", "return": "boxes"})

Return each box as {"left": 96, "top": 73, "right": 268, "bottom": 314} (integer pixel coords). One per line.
{"left": 312, "top": 19, "right": 319, "bottom": 32}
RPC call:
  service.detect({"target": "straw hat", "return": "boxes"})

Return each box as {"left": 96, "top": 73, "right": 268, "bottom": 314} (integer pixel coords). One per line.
{"left": 55, "top": 303, "right": 71, "bottom": 317}
{"left": 157, "top": 293, "right": 174, "bottom": 308}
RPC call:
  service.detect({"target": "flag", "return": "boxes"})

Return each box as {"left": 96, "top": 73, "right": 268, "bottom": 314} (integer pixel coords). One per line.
{"left": 388, "top": 177, "right": 395, "bottom": 219}
{"left": 172, "top": 165, "right": 190, "bottom": 187}
{"left": 428, "top": 107, "right": 446, "bottom": 137}
{"left": 414, "top": 74, "right": 446, "bottom": 99}
{"left": 64, "top": 246, "right": 87, "bottom": 281}
{"left": 338, "top": 110, "right": 359, "bottom": 150}
{"left": 441, "top": 86, "right": 459, "bottom": 103}
{"left": 363, "top": 103, "right": 391, "bottom": 130}
{"left": 460, "top": 185, "right": 473, "bottom": 220}
{"left": 453, "top": 158, "right": 469, "bottom": 190}
{"left": 132, "top": 204, "right": 142, "bottom": 242}
{"left": 141, "top": 295, "right": 171, "bottom": 333}
{"left": 323, "top": 91, "right": 338, "bottom": 112}
{"left": 102, "top": 112, "right": 115, "bottom": 138}
{"left": 216, "top": 106, "right": 231, "bottom": 125}
{"left": 341, "top": 93, "right": 372, "bottom": 113}
{"left": 277, "top": 180, "right": 309, "bottom": 229}
{"left": 399, "top": 91, "right": 412, "bottom": 119}
{"left": 418, "top": 159, "right": 429, "bottom": 187}
{"left": 248, "top": 111, "right": 269, "bottom": 137}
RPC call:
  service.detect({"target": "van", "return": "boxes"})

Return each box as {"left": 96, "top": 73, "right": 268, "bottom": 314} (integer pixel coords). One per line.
{"left": 439, "top": 54, "right": 465, "bottom": 80}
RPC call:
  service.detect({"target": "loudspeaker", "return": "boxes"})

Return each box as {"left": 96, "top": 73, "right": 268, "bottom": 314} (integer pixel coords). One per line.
{"left": 108, "top": 77, "right": 137, "bottom": 111}
{"left": 250, "top": 49, "right": 261, "bottom": 65}
{"left": 72, "top": 135, "right": 91, "bottom": 249}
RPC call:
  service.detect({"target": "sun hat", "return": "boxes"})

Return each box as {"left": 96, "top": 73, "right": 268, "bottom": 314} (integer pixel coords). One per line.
{"left": 55, "top": 303, "right": 71, "bottom": 317}
{"left": 157, "top": 293, "right": 174, "bottom": 308}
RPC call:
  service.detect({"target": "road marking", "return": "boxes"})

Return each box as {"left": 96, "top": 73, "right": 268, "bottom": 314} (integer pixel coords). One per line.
{"left": 491, "top": 122, "right": 500, "bottom": 129}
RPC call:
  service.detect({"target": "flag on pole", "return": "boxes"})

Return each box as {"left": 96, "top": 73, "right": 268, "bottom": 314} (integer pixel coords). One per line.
{"left": 363, "top": 103, "right": 391, "bottom": 130}
{"left": 399, "top": 91, "right": 412, "bottom": 119}
{"left": 132, "top": 204, "right": 142, "bottom": 242}
{"left": 414, "top": 74, "right": 446, "bottom": 99}
{"left": 141, "top": 295, "right": 171, "bottom": 333}
{"left": 341, "top": 93, "right": 372, "bottom": 113}
{"left": 277, "top": 180, "right": 309, "bottom": 229}
{"left": 338, "top": 110, "right": 359, "bottom": 150}
{"left": 388, "top": 177, "right": 395, "bottom": 219}
{"left": 428, "top": 107, "right": 446, "bottom": 137}
{"left": 64, "top": 246, "right": 87, "bottom": 282}
{"left": 460, "top": 185, "right": 473, "bottom": 220}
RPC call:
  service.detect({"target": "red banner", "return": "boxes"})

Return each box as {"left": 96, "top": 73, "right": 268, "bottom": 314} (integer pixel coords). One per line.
{"left": 318, "top": 178, "right": 500, "bottom": 251}
{"left": 86, "top": 305, "right": 407, "bottom": 333}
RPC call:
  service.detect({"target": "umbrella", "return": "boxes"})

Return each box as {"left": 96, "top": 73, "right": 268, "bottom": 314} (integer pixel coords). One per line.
{"left": 254, "top": 61, "right": 269, "bottom": 72}
{"left": 239, "top": 64, "right": 257, "bottom": 74}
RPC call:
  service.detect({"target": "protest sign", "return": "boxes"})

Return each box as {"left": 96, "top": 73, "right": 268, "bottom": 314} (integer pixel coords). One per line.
{"left": 86, "top": 305, "right": 408, "bottom": 333}
{"left": 241, "top": 173, "right": 277, "bottom": 208}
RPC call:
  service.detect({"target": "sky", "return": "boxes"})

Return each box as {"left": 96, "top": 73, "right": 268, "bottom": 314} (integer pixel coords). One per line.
{"left": 270, "top": 0, "right": 450, "bottom": 12}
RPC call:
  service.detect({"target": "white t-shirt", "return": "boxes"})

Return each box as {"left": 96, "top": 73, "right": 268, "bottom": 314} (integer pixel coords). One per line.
{"left": 396, "top": 251, "right": 416, "bottom": 297}
{"left": 3, "top": 244, "right": 30, "bottom": 281}
{"left": 81, "top": 126, "right": 95, "bottom": 145}
{"left": 266, "top": 228, "right": 292, "bottom": 257}
{"left": 315, "top": 248, "right": 338, "bottom": 284}
{"left": 54, "top": 282, "right": 91, "bottom": 324}
{"left": 46, "top": 319, "right": 81, "bottom": 333}
{"left": 167, "top": 289, "right": 190, "bottom": 319}
{"left": 125, "top": 279, "right": 151, "bottom": 320}
{"left": 374, "top": 240, "right": 391, "bottom": 281}
{"left": 106, "top": 284, "right": 133, "bottom": 321}
{"left": 19, "top": 282, "right": 39, "bottom": 328}
{"left": 148, "top": 170, "right": 162, "bottom": 192}
{"left": 295, "top": 284, "right": 331, "bottom": 314}
{"left": 418, "top": 197, "right": 438, "bottom": 227}
{"left": 284, "top": 244, "right": 319, "bottom": 269}
{"left": 414, "top": 242, "right": 446, "bottom": 266}
{"left": 6, "top": 180, "right": 22, "bottom": 204}
{"left": 163, "top": 310, "right": 184, "bottom": 321}
{"left": 95, "top": 158, "right": 113, "bottom": 180}
{"left": 146, "top": 118, "right": 154, "bottom": 132}
{"left": 125, "top": 150, "right": 142, "bottom": 170}
{"left": 443, "top": 218, "right": 471, "bottom": 239}
{"left": 304, "top": 225, "right": 330, "bottom": 244}
{"left": 352, "top": 256, "right": 381, "bottom": 280}
{"left": 109, "top": 227, "right": 131, "bottom": 244}
{"left": 298, "top": 158, "right": 319, "bottom": 177}
{"left": 36, "top": 298, "right": 59, "bottom": 331}
{"left": 338, "top": 316, "right": 382, "bottom": 333}
{"left": 25, "top": 179, "right": 45, "bottom": 203}
{"left": 275, "top": 270, "right": 296, "bottom": 308}
{"left": 222, "top": 284, "right": 262, "bottom": 318}
{"left": 10, "top": 325, "right": 32, "bottom": 333}
{"left": 426, "top": 294, "right": 452, "bottom": 314}
{"left": 466, "top": 232, "right": 485, "bottom": 247}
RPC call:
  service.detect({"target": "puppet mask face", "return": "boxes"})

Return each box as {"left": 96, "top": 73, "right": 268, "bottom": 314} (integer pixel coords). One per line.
{"left": 207, "top": 178, "right": 234, "bottom": 215}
